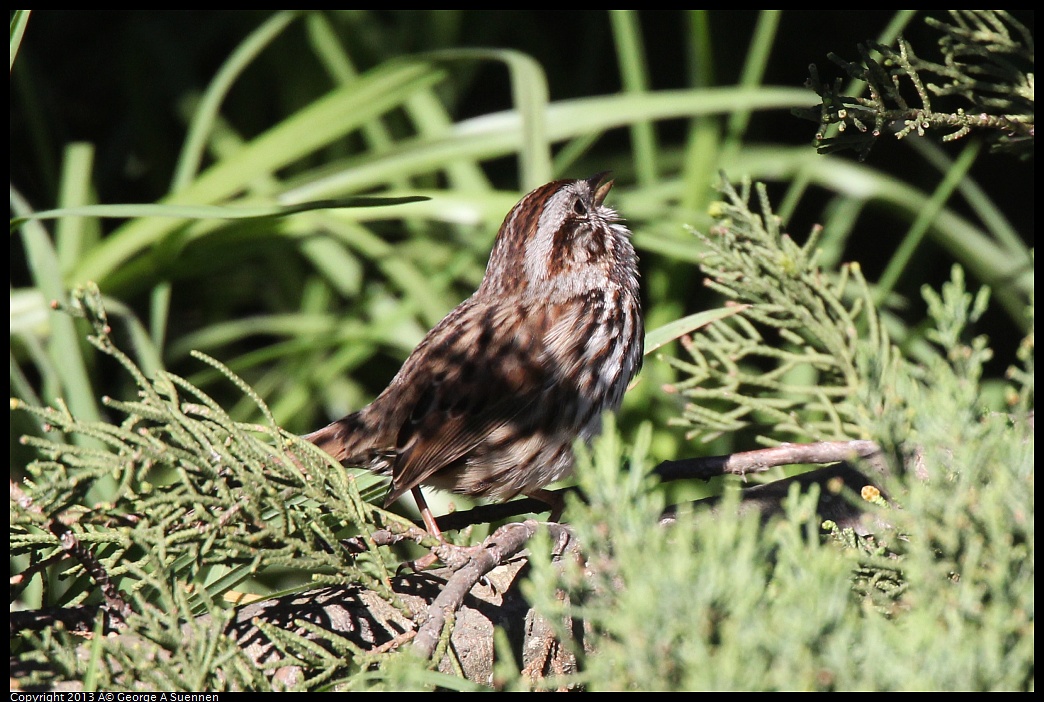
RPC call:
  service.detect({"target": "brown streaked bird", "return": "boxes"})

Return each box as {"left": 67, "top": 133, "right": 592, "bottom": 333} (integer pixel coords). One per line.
{"left": 304, "top": 173, "right": 643, "bottom": 537}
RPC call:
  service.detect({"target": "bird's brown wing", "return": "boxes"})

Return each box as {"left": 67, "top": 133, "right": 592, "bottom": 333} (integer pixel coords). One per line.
{"left": 381, "top": 299, "right": 555, "bottom": 504}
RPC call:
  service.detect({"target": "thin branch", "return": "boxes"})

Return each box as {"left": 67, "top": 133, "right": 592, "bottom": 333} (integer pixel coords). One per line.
{"left": 654, "top": 439, "right": 887, "bottom": 482}
{"left": 11, "top": 480, "right": 133, "bottom": 626}
{"left": 411, "top": 520, "right": 574, "bottom": 659}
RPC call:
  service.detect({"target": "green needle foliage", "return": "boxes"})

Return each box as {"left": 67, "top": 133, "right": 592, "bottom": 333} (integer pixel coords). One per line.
{"left": 798, "top": 10, "right": 1034, "bottom": 160}
{"left": 667, "top": 179, "right": 881, "bottom": 444}
{"left": 12, "top": 285, "right": 417, "bottom": 690}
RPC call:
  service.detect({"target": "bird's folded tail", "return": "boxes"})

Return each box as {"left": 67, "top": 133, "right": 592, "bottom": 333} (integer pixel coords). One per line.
{"left": 302, "top": 413, "right": 368, "bottom": 463}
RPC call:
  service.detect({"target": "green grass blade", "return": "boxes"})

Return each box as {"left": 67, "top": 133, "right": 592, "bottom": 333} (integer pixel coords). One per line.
{"left": 645, "top": 306, "right": 748, "bottom": 355}
{"left": 13, "top": 195, "right": 431, "bottom": 227}
{"left": 172, "top": 10, "right": 301, "bottom": 191}
{"left": 9, "top": 10, "right": 31, "bottom": 72}
{"left": 723, "top": 10, "right": 781, "bottom": 145}
{"left": 611, "top": 10, "right": 659, "bottom": 186}
{"left": 54, "top": 142, "right": 95, "bottom": 273}
{"left": 10, "top": 185, "right": 102, "bottom": 430}
{"left": 875, "top": 139, "right": 981, "bottom": 304}
{"left": 423, "top": 48, "right": 552, "bottom": 189}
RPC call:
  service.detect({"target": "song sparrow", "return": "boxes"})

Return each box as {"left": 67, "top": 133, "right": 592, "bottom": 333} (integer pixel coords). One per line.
{"left": 305, "top": 172, "right": 643, "bottom": 536}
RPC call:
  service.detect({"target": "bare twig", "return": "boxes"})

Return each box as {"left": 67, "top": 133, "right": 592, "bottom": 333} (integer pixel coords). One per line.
{"left": 653, "top": 439, "right": 887, "bottom": 482}
{"left": 411, "top": 520, "right": 573, "bottom": 659}
{"left": 11, "top": 481, "right": 133, "bottom": 627}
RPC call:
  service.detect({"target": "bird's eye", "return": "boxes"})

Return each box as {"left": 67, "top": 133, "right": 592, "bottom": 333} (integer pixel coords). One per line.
{"left": 572, "top": 199, "right": 586, "bottom": 216}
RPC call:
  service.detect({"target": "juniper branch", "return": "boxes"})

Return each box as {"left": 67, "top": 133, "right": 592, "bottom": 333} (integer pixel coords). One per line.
{"left": 797, "top": 10, "right": 1034, "bottom": 159}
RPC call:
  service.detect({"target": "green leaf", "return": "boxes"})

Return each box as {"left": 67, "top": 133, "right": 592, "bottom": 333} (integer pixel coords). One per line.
{"left": 10, "top": 196, "right": 431, "bottom": 229}
{"left": 644, "top": 305, "right": 748, "bottom": 355}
